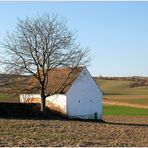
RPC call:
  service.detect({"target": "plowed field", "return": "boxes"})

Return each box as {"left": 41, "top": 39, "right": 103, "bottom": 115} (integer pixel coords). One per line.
{"left": 0, "top": 116, "right": 148, "bottom": 147}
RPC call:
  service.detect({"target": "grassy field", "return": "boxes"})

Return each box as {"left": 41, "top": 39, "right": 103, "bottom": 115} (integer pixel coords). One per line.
{"left": 0, "top": 93, "right": 12, "bottom": 102}
{"left": 96, "top": 79, "right": 148, "bottom": 107}
{"left": 103, "top": 105, "right": 148, "bottom": 115}
{"left": 96, "top": 79, "right": 148, "bottom": 95}
{"left": 0, "top": 93, "right": 18, "bottom": 102}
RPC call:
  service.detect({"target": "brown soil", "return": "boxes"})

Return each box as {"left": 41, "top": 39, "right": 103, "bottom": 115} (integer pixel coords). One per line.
{"left": 0, "top": 116, "right": 148, "bottom": 147}
{"left": 103, "top": 115, "right": 148, "bottom": 124}
{"left": 104, "top": 95, "right": 148, "bottom": 99}
{"left": 103, "top": 100, "right": 148, "bottom": 109}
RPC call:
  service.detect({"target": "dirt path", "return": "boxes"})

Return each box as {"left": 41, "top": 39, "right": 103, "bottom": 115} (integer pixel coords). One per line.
{"left": 103, "top": 115, "right": 148, "bottom": 124}
{"left": 103, "top": 100, "right": 148, "bottom": 109}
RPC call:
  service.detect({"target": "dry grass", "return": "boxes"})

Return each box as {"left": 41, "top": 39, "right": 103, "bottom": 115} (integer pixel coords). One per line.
{"left": 0, "top": 116, "right": 148, "bottom": 147}
{"left": 103, "top": 100, "right": 148, "bottom": 109}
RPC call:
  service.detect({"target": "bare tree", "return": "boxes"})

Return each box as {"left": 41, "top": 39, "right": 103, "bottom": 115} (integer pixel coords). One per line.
{"left": 1, "top": 14, "right": 90, "bottom": 112}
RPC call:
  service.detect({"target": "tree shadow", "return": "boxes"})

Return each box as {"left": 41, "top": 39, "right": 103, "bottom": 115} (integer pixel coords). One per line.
{"left": 0, "top": 102, "right": 102, "bottom": 122}
{"left": 101, "top": 120, "right": 148, "bottom": 127}
{"left": 0, "top": 102, "right": 148, "bottom": 127}
{"left": 0, "top": 102, "right": 62, "bottom": 120}
{"left": 1, "top": 112, "right": 148, "bottom": 127}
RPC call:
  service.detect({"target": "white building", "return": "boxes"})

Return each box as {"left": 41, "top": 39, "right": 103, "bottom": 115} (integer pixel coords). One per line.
{"left": 20, "top": 67, "right": 102, "bottom": 120}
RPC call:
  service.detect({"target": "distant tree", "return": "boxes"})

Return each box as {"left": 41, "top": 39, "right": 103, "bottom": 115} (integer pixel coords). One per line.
{"left": 1, "top": 14, "right": 90, "bottom": 112}
{"left": 99, "top": 75, "right": 102, "bottom": 79}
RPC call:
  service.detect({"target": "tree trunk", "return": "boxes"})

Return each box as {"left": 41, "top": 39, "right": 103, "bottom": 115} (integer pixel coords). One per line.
{"left": 41, "top": 97, "right": 46, "bottom": 112}
{"left": 41, "top": 89, "right": 46, "bottom": 112}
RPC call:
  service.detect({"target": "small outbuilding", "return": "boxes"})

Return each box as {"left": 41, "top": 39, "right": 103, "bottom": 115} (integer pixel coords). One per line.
{"left": 20, "top": 67, "right": 102, "bottom": 120}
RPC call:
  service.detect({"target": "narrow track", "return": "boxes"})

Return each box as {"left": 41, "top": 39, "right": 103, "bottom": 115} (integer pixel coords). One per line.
{"left": 103, "top": 100, "right": 148, "bottom": 109}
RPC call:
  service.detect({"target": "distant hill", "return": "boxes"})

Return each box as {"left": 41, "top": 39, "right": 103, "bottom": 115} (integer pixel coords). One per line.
{"left": 0, "top": 74, "right": 28, "bottom": 90}
{"left": 0, "top": 74, "right": 148, "bottom": 94}
{"left": 94, "top": 76, "right": 148, "bottom": 88}
{"left": 94, "top": 76, "right": 148, "bottom": 81}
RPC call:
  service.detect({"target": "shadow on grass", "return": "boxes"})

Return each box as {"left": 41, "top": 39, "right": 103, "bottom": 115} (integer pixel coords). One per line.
{"left": 0, "top": 102, "right": 148, "bottom": 127}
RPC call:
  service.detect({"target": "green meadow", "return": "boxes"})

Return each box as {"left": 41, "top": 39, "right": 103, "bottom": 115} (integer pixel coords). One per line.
{"left": 0, "top": 93, "right": 11, "bottom": 101}
{"left": 96, "top": 79, "right": 148, "bottom": 103}
{"left": 96, "top": 79, "right": 148, "bottom": 115}
{"left": 103, "top": 105, "right": 148, "bottom": 115}
{"left": 96, "top": 79, "right": 148, "bottom": 95}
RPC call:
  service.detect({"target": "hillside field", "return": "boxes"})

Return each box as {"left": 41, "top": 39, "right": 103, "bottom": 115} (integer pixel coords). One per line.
{"left": 96, "top": 79, "right": 148, "bottom": 109}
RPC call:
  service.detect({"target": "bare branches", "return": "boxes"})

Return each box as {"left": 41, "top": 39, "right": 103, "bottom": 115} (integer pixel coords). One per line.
{"left": 1, "top": 13, "right": 90, "bottom": 112}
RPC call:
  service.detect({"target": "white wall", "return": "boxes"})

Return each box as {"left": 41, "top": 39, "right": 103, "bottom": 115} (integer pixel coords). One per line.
{"left": 20, "top": 94, "right": 41, "bottom": 103}
{"left": 20, "top": 94, "right": 67, "bottom": 115}
{"left": 66, "top": 67, "right": 102, "bottom": 119}
{"left": 46, "top": 94, "right": 67, "bottom": 114}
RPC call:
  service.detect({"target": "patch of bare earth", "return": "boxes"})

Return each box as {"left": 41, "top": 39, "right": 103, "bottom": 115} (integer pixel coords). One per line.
{"left": 104, "top": 95, "right": 148, "bottom": 99}
{"left": 0, "top": 117, "right": 148, "bottom": 147}
{"left": 103, "top": 100, "right": 148, "bottom": 109}
{"left": 103, "top": 115, "right": 148, "bottom": 124}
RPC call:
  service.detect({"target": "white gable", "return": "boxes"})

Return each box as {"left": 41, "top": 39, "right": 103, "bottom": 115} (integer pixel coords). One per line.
{"left": 20, "top": 67, "right": 102, "bottom": 120}
{"left": 66, "top": 67, "right": 102, "bottom": 119}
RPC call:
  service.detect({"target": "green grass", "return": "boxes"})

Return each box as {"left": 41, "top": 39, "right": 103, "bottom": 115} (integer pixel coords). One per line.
{"left": 97, "top": 79, "right": 148, "bottom": 107}
{"left": 98, "top": 79, "right": 148, "bottom": 115}
{"left": 0, "top": 93, "right": 18, "bottom": 102}
{"left": 96, "top": 79, "right": 148, "bottom": 95}
{"left": 103, "top": 105, "right": 148, "bottom": 115}
{"left": 0, "top": 93, "right": 11, "bottom": 101}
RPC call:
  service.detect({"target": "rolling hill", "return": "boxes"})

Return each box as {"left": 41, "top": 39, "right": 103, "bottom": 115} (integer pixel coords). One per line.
{"left": 95, "top": 78, "right": 148, "bottom": 108}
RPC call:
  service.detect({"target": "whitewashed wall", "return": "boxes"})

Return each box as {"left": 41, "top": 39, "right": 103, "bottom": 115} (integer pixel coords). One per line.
{"left": 20, "top": 94, "right": 67, "bottom": 114}
{"left": 66, "top": 67, "right": 102, "bottom": 119}
{"left": 20, "top": 94, "right": 41, "bottom": 103}
{"left": 46, "top": 94, "right": 67, "bottom": 114}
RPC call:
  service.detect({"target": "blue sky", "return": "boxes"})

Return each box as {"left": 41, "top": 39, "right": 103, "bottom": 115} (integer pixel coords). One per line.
{"left": 0, "top": 1, "right": 148, "bottom": 76}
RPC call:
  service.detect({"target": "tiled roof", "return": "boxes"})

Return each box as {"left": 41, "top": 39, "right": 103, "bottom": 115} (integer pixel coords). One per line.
{"left": 27, "top": 67, "right": 84, "bottom": 94}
